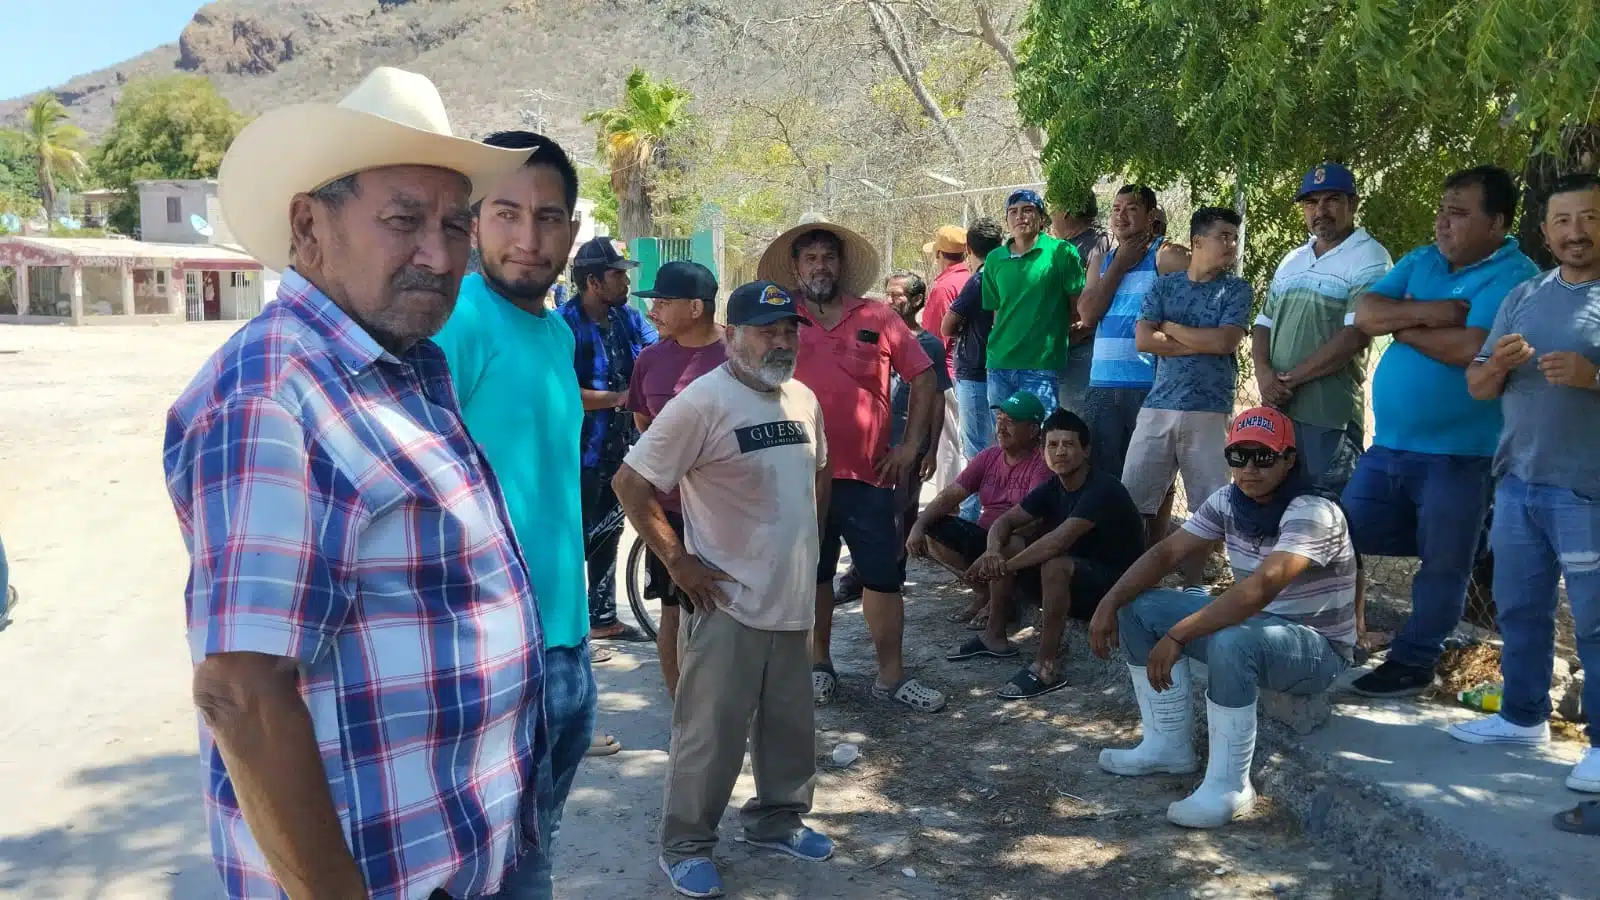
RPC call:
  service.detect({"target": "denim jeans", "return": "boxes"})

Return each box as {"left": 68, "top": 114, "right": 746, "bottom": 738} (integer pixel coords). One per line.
{"left": 1119, "top": 589, "right": 1350, "bottom": 707}
{"left": 491, "top": 642, "right": 599, "bottom": 899}
{"left": 987, "top": 369, "right": 1058, "bottom": 417}
{"left": 1057, "top": 341, "right": 1095, "bottom": 417}
{"left": 581, "top": 468, "right": 626, "bottom": 628}
{"left": 1340, "top": 445, "right": 1493, "bottom": 670}
{"left": 1491, "top": 474, "right": 1600, "bottom": 746}
{"left": 0, "top": 531, "right": 9, "bottom": 614}
{"left": 954, "top": 379, "right": 992, "bottom": 521}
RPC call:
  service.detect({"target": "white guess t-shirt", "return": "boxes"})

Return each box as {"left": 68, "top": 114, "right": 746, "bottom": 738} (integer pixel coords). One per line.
{"left": 623, "top": 365, "right": 827, "bottom": 630}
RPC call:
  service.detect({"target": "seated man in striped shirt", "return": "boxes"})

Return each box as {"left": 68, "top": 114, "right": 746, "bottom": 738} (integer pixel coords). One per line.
{"left": 1088, "top": 406, "right": 1356, "bottom": 830}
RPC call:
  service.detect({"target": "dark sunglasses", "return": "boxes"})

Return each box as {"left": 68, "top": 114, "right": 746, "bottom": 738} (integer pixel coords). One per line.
{"left": 1225, "top": 446, "right": 1283, "bottom": 469}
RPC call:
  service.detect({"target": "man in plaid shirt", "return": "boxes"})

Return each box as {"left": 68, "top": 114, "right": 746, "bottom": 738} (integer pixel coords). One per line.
{"left": 164, "top": 68, "right": 547, "bottom": 899}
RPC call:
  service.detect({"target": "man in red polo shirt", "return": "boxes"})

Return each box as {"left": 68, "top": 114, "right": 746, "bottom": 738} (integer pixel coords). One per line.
{"left": 923, "top": 225, "right": 969, "bottom": 495}
{"left": 759, "top": 219, "right": 947, "bottom": 712}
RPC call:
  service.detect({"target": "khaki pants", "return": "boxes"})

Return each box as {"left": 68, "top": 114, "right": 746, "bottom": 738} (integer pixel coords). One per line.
{"left": 931, "top": 390, "right": 964, "bottom": 495}
{"left": 660, "top": 608, "right": 815, "bottom": 863}
{"left": 1121, "top": 408, "right": 1232, "bottom": 515}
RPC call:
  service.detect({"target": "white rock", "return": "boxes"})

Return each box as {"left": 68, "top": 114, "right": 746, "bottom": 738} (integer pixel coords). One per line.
{"left": 832, "top": 743, "right": 860, "bottom": 766}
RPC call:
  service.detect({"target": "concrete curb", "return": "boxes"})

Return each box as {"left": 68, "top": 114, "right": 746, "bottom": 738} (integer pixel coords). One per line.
{"left": 1251, "top": 718, "right": 1558, "bottom": 900}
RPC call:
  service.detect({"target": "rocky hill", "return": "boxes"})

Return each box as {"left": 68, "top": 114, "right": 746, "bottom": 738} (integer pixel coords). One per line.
{"left": 0, "top": 0, "right": 788, "bottom": 153}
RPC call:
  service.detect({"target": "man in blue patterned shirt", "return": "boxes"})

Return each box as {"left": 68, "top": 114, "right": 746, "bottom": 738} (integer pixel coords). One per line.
{"left": 164, "top": 68, "right": 545, "bottom": 900}
{"left": 558, "top": 236, "right": 659, "bottom": 641}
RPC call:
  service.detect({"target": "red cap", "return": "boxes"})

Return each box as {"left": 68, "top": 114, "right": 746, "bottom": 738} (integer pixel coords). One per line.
{"left": 1227, "top": 407, "right": 1295, "bottom": 453}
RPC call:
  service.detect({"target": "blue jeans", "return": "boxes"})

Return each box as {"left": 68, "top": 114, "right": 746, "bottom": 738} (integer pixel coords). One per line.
{"left": 1119, "top": 589, "right": 1350, "bottom": 707}
{"left": 492, "top": 643, "right": 599, "bottom": 899}
{"left": 1341, "top": 445, "right": 1493, "bottom": 670}
{"left": 0, "top": 532, "right": 9, "bottom": 614}
{"left": 955, "top": 379, "right": 992, "bottom": 521}
{"left": 987, "top": 369, "right": 1058, "bottom": 417}
{"left": 1491, "top": 474, "right": 1600, "bottom": 746}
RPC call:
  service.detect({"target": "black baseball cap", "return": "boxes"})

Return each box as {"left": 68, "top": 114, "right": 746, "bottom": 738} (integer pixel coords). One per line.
{"left": 635, "top": 261, "right": 718, "bottom": 302}
{"left": 572, "top": 236, "right": 639, "bottom": 270}
{"left": 726, "top": 280, "right": 811, "bottom": 327}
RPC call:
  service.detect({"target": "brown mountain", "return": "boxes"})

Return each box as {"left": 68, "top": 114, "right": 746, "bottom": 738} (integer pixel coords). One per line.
{"left": 0, "top": 0, "right": 780, "bottom": 152}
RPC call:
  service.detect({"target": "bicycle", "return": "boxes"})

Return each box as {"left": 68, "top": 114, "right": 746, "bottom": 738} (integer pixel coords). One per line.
{"left": 623, "top": 534, "right": 658, "bottom": 641}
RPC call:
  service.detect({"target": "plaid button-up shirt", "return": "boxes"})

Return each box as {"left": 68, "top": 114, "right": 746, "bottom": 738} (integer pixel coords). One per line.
{"left": 164, "top": 270, "right": 545, "bottom": 900}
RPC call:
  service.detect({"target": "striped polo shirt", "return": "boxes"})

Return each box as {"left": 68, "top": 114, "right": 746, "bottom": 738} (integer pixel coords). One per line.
{"left": 1183, "top": 488, "right": 1357, "bottom": 654}
{"left": 1089, "top": 237, "right": 1164, "bottom": 388}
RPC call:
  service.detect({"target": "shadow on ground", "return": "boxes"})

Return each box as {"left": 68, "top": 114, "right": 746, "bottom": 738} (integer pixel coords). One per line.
{"left": 0, "top": 752, "right": 217, "bottom": 900}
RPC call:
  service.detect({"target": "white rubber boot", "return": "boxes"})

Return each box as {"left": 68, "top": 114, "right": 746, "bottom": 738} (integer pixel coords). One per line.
{"left": 1167, "top": 699, "right": 1258, "bottom": 828}
{"left": 1098, "top": 661, "right": 1199, "bottom": 776}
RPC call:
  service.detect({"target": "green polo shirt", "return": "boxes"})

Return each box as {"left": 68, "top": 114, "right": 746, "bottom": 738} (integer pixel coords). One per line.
{"left": 980, "top": 232, "right": 1085, "bottom": 370}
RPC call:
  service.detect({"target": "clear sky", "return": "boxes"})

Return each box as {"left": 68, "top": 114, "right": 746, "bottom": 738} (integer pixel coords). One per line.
{"left": 0, "top": 1, "right": 203, "bottom": 100}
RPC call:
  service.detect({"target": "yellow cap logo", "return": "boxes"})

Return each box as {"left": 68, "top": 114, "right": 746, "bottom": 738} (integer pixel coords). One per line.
{"left": 762, "top": 285, "right": 788, "bottom": 306}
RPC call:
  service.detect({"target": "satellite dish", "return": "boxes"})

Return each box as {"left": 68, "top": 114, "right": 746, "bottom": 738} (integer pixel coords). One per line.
{"left": 0, "top": 213, "right": 19, "bottom": 231}
{"left": 190, "top": 214, "right": 214, "bottom": 238}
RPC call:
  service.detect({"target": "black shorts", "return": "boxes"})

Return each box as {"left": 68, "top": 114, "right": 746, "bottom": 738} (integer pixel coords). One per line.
{"left": 819, "top": 479, "right": 905, "bottom": 594}
{"left": 923, "top": 515, "right": 1116, "bottom": 620}
{"left": 643, "top": 510, "right": 688, "bottom": 607}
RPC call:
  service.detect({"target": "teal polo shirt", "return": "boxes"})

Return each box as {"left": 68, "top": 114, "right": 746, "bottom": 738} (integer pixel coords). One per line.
{"left": 432, "top": 274, "right": 589, "bottom": 649}
{"left": 1368, "top": 237, "right": 1538, "bottom": 457}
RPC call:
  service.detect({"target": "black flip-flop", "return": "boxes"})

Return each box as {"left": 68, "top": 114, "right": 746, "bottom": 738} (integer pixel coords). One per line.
{"left": 946, "top": 635, "right": 1019, "bottom": 661}
{"left": 1553, "top": 801, "right": 1600, "bottom": 835}
{"left": 997, "top": 667, "right": 1069, "bottom": 700}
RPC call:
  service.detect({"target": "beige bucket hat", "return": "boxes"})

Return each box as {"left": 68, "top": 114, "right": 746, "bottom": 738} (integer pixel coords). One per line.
{"left": 756, "top": 213, "right": 883, "bottom": 299}
{"left": 219, "top": 66, "right": 532, "bottom": 272}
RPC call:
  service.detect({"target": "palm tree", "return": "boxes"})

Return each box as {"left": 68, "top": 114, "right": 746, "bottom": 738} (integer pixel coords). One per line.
{"left": 16, "top": 95, "right": 88, "bottom": 231}
{"left": 583, "top": 68, "right": 692, "bottom": 241}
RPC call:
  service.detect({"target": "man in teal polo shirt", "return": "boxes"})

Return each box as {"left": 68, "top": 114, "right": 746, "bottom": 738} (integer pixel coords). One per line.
{"left": 431, "top": 131, "right": 592, "bottom": 900}
{"left": 1346, "top": 165, "right": 1539, "bottom": 699}
{"left": 981, "top": 188, "right": 1086, "bottom": 415}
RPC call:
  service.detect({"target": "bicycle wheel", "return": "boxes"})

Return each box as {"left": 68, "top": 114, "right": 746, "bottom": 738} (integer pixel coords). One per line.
{"left": 625, "top": 536, "right": 658, "bottom": 640}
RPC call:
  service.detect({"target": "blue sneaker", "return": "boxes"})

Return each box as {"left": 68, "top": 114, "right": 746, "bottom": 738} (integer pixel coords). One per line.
{"left": 744, "top": 826, "right": 835, "bottom": 862}
{"left": 659, "top": 855, "right": 724, "bottom": 898}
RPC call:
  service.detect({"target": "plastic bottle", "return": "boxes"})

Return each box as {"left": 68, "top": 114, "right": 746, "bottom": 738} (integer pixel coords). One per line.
{"left": 1458, "top": 683, "right": 1503, "bottom": 712}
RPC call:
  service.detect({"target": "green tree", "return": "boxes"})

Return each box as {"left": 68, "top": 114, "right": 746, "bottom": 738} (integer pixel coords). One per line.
{"left": 584, "top": 68, "right": 693, "bottom": 241}
{"left": 579, "top": 165, "right": 619, "bottom": 236}
{"left": 0, "top": 132, "right": 42, "bottom": 220}
{"left": 1017, "top": 0, "right": 1598, "bottom": 282}
{"left": 92, "top": 74, "right": 245, "bottom": 234}
{"left": 1, "top": 95, "right": 89, "bottom": 230}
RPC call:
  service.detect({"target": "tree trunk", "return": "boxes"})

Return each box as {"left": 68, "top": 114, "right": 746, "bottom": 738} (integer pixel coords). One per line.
{"left": 615, "top": 167, "right": 654, "bottom": 242}
{"left": 971, "top": 0, "right": 1043, "bottom": 160}
{"left": 39, "top": 160, "right": 55, "bottom": 232}
{"left": 1517, "top": 124, "right": 1599, "bottom": 270}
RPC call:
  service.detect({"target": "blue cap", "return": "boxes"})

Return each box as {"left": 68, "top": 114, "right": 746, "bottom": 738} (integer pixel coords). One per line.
{"left": 726, "top": 280, "right": 811, "bottom": 327}
{"left": 1295, "top": 163, "right": 1358, "bottom": 200}
{"left": 1006, "top": 188, "right": 1045, "bottom": 213}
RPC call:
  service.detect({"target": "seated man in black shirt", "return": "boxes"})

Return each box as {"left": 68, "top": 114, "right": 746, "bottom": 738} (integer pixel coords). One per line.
{"left": 963, "top": 409, "right": 1145, "bottom": 699}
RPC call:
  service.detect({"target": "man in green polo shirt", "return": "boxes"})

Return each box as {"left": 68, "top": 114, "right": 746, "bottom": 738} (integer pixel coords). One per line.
{"left": 981, "top": 188, "right": 1087, "bottom": 416}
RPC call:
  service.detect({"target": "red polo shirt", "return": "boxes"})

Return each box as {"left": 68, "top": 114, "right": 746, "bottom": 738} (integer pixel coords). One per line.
{"left": 797, "top": 295, "right": 934, "bottom": 487}
{"left": 922, "top": 261, "right": 969, "bottom": 379}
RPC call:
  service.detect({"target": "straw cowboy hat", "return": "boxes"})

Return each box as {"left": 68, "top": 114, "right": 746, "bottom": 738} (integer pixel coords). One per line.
{"left": 757, "top": 213, "right": 882, "bottom": 299}
{"left": 219, "top": 66, "right": 532, "bottom": 272}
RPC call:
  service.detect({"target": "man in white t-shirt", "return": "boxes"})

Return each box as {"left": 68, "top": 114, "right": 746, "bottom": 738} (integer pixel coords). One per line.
{"left": 1088, "top": 406, "right": 1356, "bottom": 829}
{"left": 613, "top": 280, "right": 833, "bottom": 899}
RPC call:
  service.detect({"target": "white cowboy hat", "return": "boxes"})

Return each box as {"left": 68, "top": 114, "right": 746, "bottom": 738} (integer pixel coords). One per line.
{"left": 219, "top": 66, "right": 532, "bottom": 272}
{"left": 756, "top": 213, "right": 882, "bottom": 299}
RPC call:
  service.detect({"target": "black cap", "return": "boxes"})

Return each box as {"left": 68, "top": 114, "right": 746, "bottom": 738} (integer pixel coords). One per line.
{"left": 572, "top": 236, "right": 639, "bottom": 270}
{"left": 726, "top": 280, "right": 811, "bottom": 327}
{"left": 635, "top": 261, "right": 718, "bottom": 302}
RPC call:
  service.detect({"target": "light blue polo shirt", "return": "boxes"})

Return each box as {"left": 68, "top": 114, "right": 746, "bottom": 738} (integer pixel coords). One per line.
{"left": 1368, "top": 237, "right": 1538, "bottom": 456}
{"left": 433, "top": 274, "right": 589, "bottom": 649}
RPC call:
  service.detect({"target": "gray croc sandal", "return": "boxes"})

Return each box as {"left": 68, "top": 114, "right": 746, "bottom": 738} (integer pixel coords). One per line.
{"left": 873, "top": 676, "right": 946, "bottom": 712}
{"left": 812, "top": 664, "right": 837, "bottom": 706}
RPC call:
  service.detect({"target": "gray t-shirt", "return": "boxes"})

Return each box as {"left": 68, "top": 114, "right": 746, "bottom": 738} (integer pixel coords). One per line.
{"left": 1480, "top": 270, "right": 1600, "bottom": 494}
{"left": 1139, "top": 272, "right": 1253, "bottom": 413}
